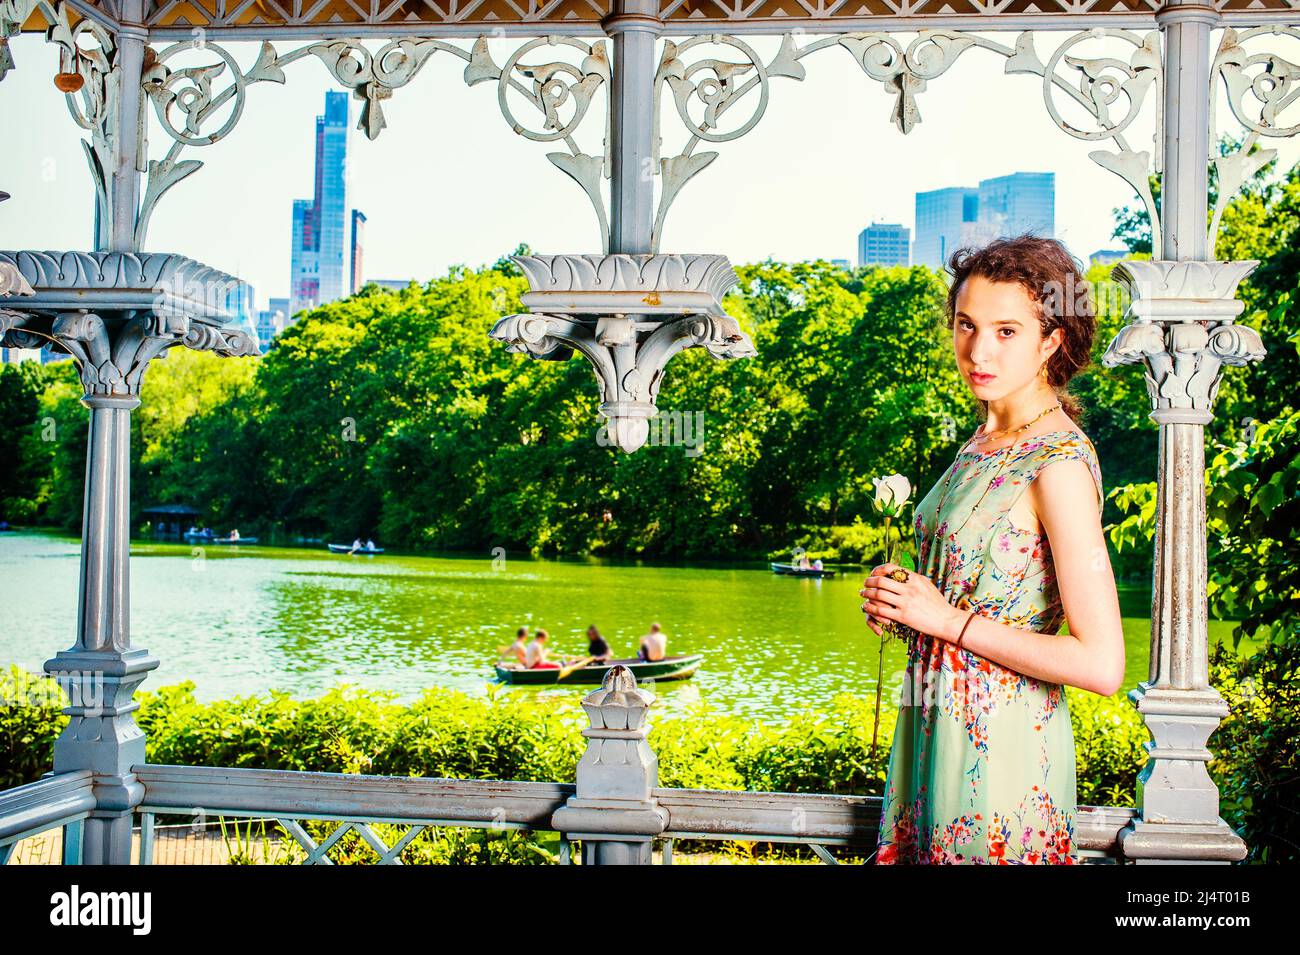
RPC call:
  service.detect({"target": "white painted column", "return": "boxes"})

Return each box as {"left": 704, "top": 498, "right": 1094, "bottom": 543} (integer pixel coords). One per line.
{"left": 1158, "top": 0, "right": 1217, "bottom": 262}
{"left": 102, "top": 0, "right": 146, "bottom": 252}
{"left": 46, "top": 0, "right": 150, "bottom": 858}
{"left": 47, "top": 386, "right": 159, "bottom": 865}
{"left": 603, "top": 0, "right": 662, "bottom": 254}
{"left": 1110, "top": 0, "right": 1261, "bottom": 864}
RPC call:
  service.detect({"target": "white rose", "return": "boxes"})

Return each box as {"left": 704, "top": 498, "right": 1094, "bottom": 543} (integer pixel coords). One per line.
{"left": 872, "top": 474, "right": 912, "bottom": 516}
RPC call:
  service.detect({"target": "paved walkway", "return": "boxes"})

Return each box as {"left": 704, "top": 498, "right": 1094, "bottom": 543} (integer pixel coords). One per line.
{"left": 8, "top": 827, "right": 838, "bottom": 864}
{"left": 8, "top": 826, "right": 289, "bottom": 864}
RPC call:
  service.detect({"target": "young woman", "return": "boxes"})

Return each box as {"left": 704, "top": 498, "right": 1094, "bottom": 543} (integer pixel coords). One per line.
{"left": 859, "top": 234, "right": 1125, "bottom": 865}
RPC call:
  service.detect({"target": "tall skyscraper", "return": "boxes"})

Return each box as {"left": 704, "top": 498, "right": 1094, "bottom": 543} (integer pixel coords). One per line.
{"left": 913, "top": 173, "right": 1055, "bottom": 269}
{"left": 350, "top": 210, "right": 366, "bottom": 294}
{"left": 289, "top": 91, "right": 362, "bottom": 317}
{"left": 857, "top": 223, "right": 911, "bottom": 267}
{"left": 290, "top": 198, "right": 318, "bottom": 317}
{"left": 978, "top": 171, "right": 1054, "bottom": 240}
{"left": 914, "top": 186, "right": 979, "bottom": 270}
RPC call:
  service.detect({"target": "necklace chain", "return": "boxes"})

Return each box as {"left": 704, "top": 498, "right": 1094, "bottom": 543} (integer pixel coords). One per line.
{"left": 927, "top": 402, "right": 1063, "bottom": 564}
{"left": 968, "top": 403, "right": 1061, "bottom": 445}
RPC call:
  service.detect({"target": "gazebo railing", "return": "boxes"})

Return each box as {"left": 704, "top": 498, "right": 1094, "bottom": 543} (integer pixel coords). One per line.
{"left": 0, "top": 668, "right": 1136, "bottom": 865}
{"left": 0, "top": 775, "right": 1134, "bottom": 865}
{"left": 0, "top": 770, "right": 94, "bottom": 865}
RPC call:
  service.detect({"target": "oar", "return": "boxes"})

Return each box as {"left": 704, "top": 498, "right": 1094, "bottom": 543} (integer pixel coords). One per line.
{"left": 557, "top": 656, "right": 597, "bottom": 681}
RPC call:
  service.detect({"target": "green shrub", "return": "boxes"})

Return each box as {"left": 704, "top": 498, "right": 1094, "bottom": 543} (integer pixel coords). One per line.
{"left": 1067, "top": 687, "right": 1147, "bottom": 807}
{"left": 0, "top": 665, "right": 68, "bottom": 789}
{"left": 733, "top": 693, "right": 893, "bottom": 795}
{"left": 1209, "top": 639, "right": 1300, "bottom": 864}
{"left": 2, "top": 668, "right": 1150, "bottom": 802}
{"left": 768, "top": 518, "right": 902, "bottom": 565}
{"left": 132, "top": 678, "right": 587, "bottom": 782}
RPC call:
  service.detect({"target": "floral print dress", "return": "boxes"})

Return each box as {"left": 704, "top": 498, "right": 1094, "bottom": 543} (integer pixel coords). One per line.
{"left": 874, "top": 429, "right": 1105, "bottom": 865}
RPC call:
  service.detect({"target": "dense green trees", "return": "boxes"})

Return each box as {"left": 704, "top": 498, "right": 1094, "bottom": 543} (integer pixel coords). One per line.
{"left": 0, "top": 359, "right": 83, "bottom": 527}
{"left": 1, "top": 157, "right": 1294, "bottom": 570}
{"left": 0, "top": 254, "right": 1167, "bottom": 560}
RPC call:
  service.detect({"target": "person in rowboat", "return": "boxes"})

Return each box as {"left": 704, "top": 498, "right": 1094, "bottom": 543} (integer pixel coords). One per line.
{"left": 503, "top": 626, "right": 529, "bottom": 667}
{"left": 637, "top": 622, "right": 666, "bottom": 663}
{"left": 524, "top": 629, "right": 563, "bottom": 669}
{"left": 586, "top": 625, "right": 612, "bottom": 663}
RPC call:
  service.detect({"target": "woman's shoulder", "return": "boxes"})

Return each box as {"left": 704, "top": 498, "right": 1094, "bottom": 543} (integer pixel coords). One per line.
{"left": 1031, "top": 427, "right": 1105, "bottom": 509}
{"left": 1037, "top": 427, "right": 1099, "bottom": 465}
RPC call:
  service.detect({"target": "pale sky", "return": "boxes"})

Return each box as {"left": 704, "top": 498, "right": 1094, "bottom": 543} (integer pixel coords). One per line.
{"left": 3, "top": 32, "right": 1297, "bottom": 309}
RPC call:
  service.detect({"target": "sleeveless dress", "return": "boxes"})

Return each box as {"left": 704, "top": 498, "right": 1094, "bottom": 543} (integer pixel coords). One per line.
{"left": 874, "top": 429, "right": 1105, "bottom": 865}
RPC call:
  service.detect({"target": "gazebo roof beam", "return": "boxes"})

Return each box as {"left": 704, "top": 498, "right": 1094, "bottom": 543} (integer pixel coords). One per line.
{"left": 8, "top": 1, "right": 1300, "bottom": 37}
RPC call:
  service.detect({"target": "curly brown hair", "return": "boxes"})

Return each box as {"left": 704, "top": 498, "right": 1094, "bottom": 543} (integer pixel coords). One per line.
{"left": 944, "top": 232, "right": 1097, "bottom": 426}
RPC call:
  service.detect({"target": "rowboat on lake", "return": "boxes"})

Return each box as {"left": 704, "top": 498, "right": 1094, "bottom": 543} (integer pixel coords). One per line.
{"left": 210, "top": 536, "right": 257, "bottom": 545}
{"left": 770, "top": 561, "right": 835, "bottom": 578}
{"left": 494, "top": 654, "right": 703, "bottom": 685}
{"left": 328, "top": 543, "right": 385, "bottom": 554}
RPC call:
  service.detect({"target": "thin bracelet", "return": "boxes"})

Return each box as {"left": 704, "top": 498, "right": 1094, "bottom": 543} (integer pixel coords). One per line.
{"left": 955, "top": 611, "right": 977, "bottom": 650}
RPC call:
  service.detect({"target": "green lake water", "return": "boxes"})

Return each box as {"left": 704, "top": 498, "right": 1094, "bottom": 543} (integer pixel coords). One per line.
{"left": 0, "top": 530, "right": 1251, "bottom": 724}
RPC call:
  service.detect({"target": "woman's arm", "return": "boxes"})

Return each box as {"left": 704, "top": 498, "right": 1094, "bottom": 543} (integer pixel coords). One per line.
{"left": 936, "top": 457, "right": 1126, "bottom": 696}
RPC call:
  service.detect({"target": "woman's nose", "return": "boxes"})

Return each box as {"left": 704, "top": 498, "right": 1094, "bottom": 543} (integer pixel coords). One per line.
{"left": 968, "top": 340, "right": 995, "bottom": 365}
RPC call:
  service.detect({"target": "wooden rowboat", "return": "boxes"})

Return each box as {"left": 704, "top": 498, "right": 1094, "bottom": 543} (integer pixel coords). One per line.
{"left": 494, "top": 654, "right": 703, "bottom": 685}
{"left": 770, "top": 561, "right": 835, "bottom": 578}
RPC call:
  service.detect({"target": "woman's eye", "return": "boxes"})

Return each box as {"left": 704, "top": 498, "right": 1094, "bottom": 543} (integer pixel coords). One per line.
{"left": 959, "top": 320, "right": 1012, "bottom": 337}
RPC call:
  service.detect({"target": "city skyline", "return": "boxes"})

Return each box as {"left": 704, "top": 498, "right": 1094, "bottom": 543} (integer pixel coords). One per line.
{"left": 4, "top": 35, "right": 1299, "bottom": 305}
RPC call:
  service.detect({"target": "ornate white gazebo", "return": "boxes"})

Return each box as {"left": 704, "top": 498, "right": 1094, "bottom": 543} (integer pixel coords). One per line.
{"left": 0, "top": 0, "right": 1291, "bottom": 864}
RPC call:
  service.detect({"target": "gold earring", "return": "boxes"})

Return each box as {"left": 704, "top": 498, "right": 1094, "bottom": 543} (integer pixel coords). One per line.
{"left": 1039, "top": 362, "right": 1049, "bottom": 379}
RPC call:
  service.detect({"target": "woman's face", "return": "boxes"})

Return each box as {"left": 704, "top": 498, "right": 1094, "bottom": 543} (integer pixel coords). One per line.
{"left": 952, "top": 273, "right": 1059, "bottom": 399}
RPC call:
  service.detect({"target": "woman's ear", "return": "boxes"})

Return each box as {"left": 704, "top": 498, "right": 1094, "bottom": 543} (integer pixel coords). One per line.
{"left": 1040, "top": 338, "right": 1059, "bottom": 367}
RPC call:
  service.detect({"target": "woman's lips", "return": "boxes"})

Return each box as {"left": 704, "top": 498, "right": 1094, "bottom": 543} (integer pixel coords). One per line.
{"left": 970, "top": 372, "right": 995, "bottom": 384}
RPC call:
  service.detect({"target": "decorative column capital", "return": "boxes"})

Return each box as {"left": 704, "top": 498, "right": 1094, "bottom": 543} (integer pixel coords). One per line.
{"left": 0, "top": 250, "right": 259, "bottom": 399}
{"left": 0, "top": 255, "right": 33, "bottom": 297}
{"left": 490, "top": 253, "right": 755, "bottom": 452}
{"left": 0, "top": 252, "right": 34, "bottom": 334}
{"left": 1103, "top": 259, "right": 1266, "bottom": 425}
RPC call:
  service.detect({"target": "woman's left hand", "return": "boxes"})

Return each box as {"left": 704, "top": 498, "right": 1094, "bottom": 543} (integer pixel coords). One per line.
{"left": 859, "top": 564, "right": 960, "bottom": 641}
